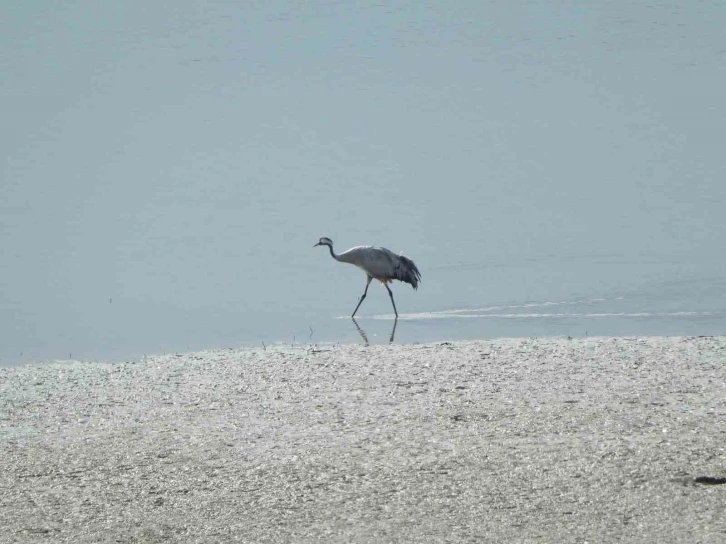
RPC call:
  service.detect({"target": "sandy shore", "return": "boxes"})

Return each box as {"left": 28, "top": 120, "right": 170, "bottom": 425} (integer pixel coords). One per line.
{"left": 1, "top": 336, "right": 725, "bottom": 543}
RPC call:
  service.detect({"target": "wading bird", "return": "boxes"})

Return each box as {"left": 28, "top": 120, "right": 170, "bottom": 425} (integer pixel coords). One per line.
{"left": 313, "top": 237, "right": 421, "bottom": 318}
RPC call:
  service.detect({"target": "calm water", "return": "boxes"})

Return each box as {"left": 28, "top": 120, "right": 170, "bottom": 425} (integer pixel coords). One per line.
{"left": 2, "top": 1, "right": 725, "bottom": 365}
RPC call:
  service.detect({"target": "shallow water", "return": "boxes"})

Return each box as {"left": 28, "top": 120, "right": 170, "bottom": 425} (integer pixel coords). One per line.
{"left": 2, "top": 1, "right": 725, "bottom": 365}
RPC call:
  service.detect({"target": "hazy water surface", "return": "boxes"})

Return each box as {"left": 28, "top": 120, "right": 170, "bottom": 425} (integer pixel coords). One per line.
{"left": 2, "top": 1, "right": 725, "bottom": 365}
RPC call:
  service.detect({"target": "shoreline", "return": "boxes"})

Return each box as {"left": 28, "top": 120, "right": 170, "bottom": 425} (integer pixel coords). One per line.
{"left": 2, "top": 336, "right": 725, "bottom": 542}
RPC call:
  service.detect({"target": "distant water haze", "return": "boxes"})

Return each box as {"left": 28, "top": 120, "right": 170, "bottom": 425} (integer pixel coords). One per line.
{"left": 2, "top": 1, "right": 725, "bottom": 365}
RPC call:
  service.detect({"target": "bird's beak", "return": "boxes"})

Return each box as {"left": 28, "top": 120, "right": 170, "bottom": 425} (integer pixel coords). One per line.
{"left": 313, "top": 242, "right": 321, "bottom": 247}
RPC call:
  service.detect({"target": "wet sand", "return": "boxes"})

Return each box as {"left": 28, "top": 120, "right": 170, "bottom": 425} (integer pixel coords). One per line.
{"left": 1, "top": 336, "right": 725, "bottom": 543}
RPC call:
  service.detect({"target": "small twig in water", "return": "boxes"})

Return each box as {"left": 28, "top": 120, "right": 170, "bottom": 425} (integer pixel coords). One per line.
{"left": 309, "top": 325, "right": 314, "bottom": 339}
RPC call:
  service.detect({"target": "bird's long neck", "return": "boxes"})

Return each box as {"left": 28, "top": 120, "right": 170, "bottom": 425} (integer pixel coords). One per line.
{"left": 326, "top": 243, "right": 339, "bottom": 261}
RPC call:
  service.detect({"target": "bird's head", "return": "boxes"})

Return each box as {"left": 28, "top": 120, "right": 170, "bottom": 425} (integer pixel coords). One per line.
{"left": 313, "top": 237, "right": 333, "bottom": 248}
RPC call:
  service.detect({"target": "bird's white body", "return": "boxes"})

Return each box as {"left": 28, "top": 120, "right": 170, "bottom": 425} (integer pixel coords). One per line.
{"left": 314, "top": 237, "right": 421, "bottom": 317}
{"left": 335, "top": 245, "right": 407, "bottom": 284}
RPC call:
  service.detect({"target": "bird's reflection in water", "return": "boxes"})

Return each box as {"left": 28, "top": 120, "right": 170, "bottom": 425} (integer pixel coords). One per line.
{"left": 352, "top": 318, "right": 369, "bottom": 346}
{"left": 351, "top": 317, "right": 398, "bottom": 346}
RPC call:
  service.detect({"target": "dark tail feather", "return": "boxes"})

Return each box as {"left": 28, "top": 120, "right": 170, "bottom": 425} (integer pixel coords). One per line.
{"left": 394, "top": 255, "right": 422, "bottom": 290}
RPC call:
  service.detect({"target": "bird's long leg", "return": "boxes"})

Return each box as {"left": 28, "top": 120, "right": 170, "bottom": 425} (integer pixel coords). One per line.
{"left": 351, "top": 276, "right": 373, "bottom": 318}
{"left": 389, "top": 317, "right": 398, "bottom": 344}
{"left": 385, "top": 284, "right": 398, "bottom": 318}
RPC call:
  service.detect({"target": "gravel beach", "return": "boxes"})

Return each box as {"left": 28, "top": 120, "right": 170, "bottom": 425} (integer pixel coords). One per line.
{"left": 1, "top": 336, "right": 725, "bottom": 543}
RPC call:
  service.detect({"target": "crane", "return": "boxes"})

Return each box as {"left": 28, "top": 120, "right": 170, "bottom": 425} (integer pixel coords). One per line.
{"left": 313, "top": 237, "right": 421, "bottom": 318}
